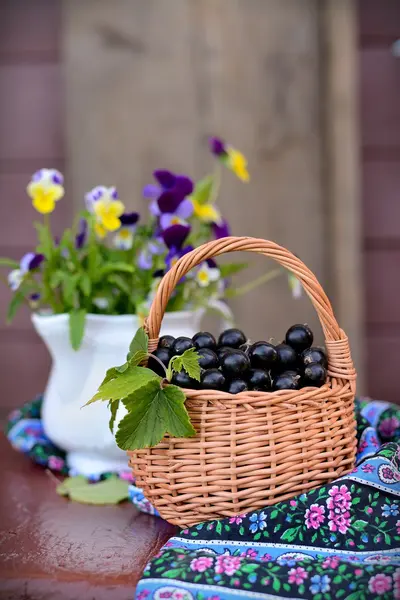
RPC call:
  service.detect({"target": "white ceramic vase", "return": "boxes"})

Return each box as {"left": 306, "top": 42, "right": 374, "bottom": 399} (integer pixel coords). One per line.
{"left": 32, "top": 305, "right": 231, "bottom": 476}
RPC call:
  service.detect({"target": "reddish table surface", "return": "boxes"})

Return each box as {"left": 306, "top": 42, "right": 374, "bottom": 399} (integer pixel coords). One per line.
{"left": 0, "top": 435, "right": 176, "bottom": 600}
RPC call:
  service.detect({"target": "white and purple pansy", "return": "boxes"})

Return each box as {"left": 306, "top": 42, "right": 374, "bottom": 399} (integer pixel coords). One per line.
{"left": 8, "top": 252, "right": 45, "bottom": 291}
{"left": 195, "top": 260, "right": 220, "bottom": 288}
{"left": 114, "top": 212, "right": 140, "bottom": 250}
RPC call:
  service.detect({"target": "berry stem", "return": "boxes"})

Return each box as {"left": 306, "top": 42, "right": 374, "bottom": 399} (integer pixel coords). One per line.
{"left": 148, "top": 352, "right": 168, "bottom": 377}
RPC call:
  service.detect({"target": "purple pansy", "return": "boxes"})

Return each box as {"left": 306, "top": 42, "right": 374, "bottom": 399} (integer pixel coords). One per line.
{"left": 165, "top": 245, "right": 193, "bottom": 271}
{"left": 213, "top": 219, "right": 230, "bottom": 239}
{"left": 144, "top": 170, "right": 194, "bottom": 226}
{"left": 209, "top": 137, "right": 227, "bottom": 157}
{"left": 162, "top": 224, "right": 191, "bottom": 250}
{"left": 20, "top": 252, "right": 45, "bottom": 272}
{"left": 120, "top": 212, "right": 140, "bottom": 227}
{"left": 75, "top": 218, "right": 87, "bottom": 249}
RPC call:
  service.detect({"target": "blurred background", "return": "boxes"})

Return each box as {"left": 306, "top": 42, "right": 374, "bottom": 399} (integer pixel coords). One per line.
{"left": 0, "top": 0, "right": 399, "bottom": 417}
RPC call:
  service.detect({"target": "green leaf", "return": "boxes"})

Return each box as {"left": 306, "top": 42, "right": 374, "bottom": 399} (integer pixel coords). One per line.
{"left": 333, "top": 575, "right": 342, "bottom": 584}
{"left": 87, "top": 365, "right": 158, "bottom": 405}
{"left": 272, "top": 578, "right": 281, "bottom": 592}
{"left": 69, "top": 309, "right": 86, "bottom": 350}
{"left": 253, "top": 532, "right": 261, "bottom": 541}
{"left": 7, "top": 290, "right": 26, "bottom": 323}
{"left": 0, "top": 258, "right": 19, "bottom": 268}
{"left": 50, "top": 270, "right": 65, "bottom": 289}
{"left": 100, "top": 262, "right": 135, "bottom": 276}
{"left": 62, "top": 274, "right": 79, "bottom": 306}
{"left": 190, "top": 174, "right": 214, "bottom": 205}
{"left": 338, "top": 564, "right": 347, "bottom": 574}
{"left": 34, "top": 222, "right": 53, "bottom": 257}
{"left": 58, "top": 475, "right": 129, "bottom": 505}
{"left": 352, "top": 497, "right": 361, "bottom": 505}
{"left": 298, "top": 584, "right": 305, "bottom": 595}
{"left": 283, "top": 583, "right": 291, "bottom": 592}
{"left": 270, "top": 509, "right": 278, "bottom": 519}
{"left": 280, "top": 526, "right": 300, "bottom": 542}
{"left": 79, "top": 273, "right": 91, "bottom": 296}
{"left": 216, "top": 521, "right": 222, "bottom": 534}
{"left": 166, "top": 348, "right": 201, "bottom": 382}
{"left": 108, "top": 400, "right": 120, "bottom": 433}
{"left": 56, "top": 475, "right": 87, "bottom": 496}
{"left": 353, "top": 519, "right": 368, "bottom": 531}
{"left": 219, "top": 262, "right": 248, "bottom": 278}
{"left": 115, "top": 381, "right": 195, "bottom": 450}
{"left": 108, "top": 274, "right": 131, "bottom": 296}
{"left": 129, "top": 327, "right": 149, "bottom": 356}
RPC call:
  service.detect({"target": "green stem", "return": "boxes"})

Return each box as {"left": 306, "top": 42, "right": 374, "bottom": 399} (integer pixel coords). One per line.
{"left": 225, "top": 268, "right": 283, "bottom": 298}
{"left": 209, "top": 163, "right": 221, "bottom": 206}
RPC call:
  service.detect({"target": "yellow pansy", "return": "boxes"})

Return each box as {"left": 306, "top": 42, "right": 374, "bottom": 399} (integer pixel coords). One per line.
{"left": 93, "top": 198, "right": 125, "bottom": 232}
{"left": 26, "top": 169, "right": 64, "bottom": 214}
{"left": 192, "top": 199, "right": 222, "bottom": 224}
{"left": 94, "top": 222, "right": 107, "bottom": 239}
{"left": 226, "top": 148, "right": 250, "bottom": 182}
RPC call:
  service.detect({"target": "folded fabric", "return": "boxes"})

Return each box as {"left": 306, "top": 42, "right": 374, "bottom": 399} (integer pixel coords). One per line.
{"left": 135, "top": 398, "right": 400, "bottom": 600}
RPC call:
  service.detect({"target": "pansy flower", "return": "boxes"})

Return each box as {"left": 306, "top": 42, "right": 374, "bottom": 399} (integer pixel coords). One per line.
{"left": 195, "top": 261, "right": 220, "bottom": 288}
{"left": 209, "top": 137, "right": 250, "bottom": 182}
{"left": 27, "top": 169, "right": 65, "bottom": 214}
{"left": 85, "top": 186, "right": 125, "bottom": 236}
{"left": 144, "top": 170, "right": 194, "bottom": 229}
{"left": 8, "top": 252, "right": 44, "bottom": 291}
{"left": 75, "top": 219, "right": 87, "bottom": 249}
{"left": 213, "top": 219, "right": 230, "bottom": 239}
{"left": 114, "top": 212, "right": 140, "bottom": 250}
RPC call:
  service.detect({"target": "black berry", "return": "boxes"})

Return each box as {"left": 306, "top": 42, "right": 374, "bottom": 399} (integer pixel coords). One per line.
{"left": 158, "top": 335, "right": 175, "bottom": 350}
{"left": 217, "top": 346, "right": 234, "bottom": 361}
{"left": 301, "top": 347, "right": 327, "bottom": 369}
{"left": 148, "top": 347, "right": 171, "bottom": 377}
{"left": 193, "top": 331, "right": 216, "bottom": 351}
{"left": 171, "top": 369, "right": 199, "bottom": 389}
{"left": 248, "top": 368, "right": 271, "bottom": 391}
{"left": 197, "top": 348, "right": 219, "bottom": 370}
{"left": 248, "top": 342, "right": 278, "bottom": 369}
{"left": 303, "top": 362, "right": 327, "bottom": 388}
{"left": 275, "top": 343, "right": 298, "bottom": 371}
{"left": 172, "top": 336, "right": 195, "bottom": 355}
{"left": 227, "top": 379, "right": 248, "bottom": 394}
{"left": 272, "top": 370, "right": 301, "bottom": 391}
{"left": 220, "top": 349, "right": 250, "bottom": 378}
{"left": 285, "top": 324, "right": 314, "bottom": 353}
{"left": 218, "top": 328, "right": 247, "bottom": 349}
{"left": 200, "top": 369, "right": 226, "bottom": 391}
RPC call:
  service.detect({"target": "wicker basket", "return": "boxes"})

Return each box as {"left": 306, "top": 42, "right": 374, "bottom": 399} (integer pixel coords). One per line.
{"left": 128, "top": 237, "right": 357, "bottom": 527}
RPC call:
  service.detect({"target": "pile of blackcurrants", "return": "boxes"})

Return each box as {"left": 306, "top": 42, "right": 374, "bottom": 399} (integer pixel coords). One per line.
{"left": 149, "top": 325, "right": 328, "bottom": 393}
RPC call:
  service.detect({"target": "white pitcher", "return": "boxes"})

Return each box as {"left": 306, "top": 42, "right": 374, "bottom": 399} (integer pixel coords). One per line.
{"left": 32, "top": 304, "right": 232, "bottom": 476}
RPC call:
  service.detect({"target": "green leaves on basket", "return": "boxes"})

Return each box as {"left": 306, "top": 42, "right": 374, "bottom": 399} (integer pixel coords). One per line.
{"left": 86, "top": 365, "right": 157, "bottom": 405}
{"left": 56, "top": 475, "right": 130, "bottom": 504}
{"left": 166, "top": 347, "right": 201, "bottom": 382}
{"left": 116, "top": 381, "right": 195, "bottom": 450}
{"left": 85, "top": 326, "right": 199, "bottom": 450}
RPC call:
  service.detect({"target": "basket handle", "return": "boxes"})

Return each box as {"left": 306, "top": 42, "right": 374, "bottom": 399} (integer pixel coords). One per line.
{"left": 146, "top": 236, "right": 344, "bottom": 342}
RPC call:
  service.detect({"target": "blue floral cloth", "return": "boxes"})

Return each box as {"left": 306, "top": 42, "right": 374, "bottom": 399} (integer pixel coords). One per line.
{"left": 5, "top": 397, "right": 400, "bottom": 599}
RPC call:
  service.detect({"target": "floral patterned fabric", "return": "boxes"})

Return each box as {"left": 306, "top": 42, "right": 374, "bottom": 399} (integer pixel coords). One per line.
{"left": 136, "top": 398, "right": 400, "bottom": 600}
{"left": 5, "top": 396, "right": 400, "bottom": 599}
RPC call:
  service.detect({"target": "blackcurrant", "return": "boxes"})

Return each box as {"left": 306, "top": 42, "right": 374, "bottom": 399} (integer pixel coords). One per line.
{"left": 220, "top": 349, "right": 250, "bottom": 378}
{"left": 285, "top": 324, "right": 314, "bottom": 353}
{"left": 217, "top": 346, "right": 234, "bottom": 360}
{"left": 171, "top": 369, "right": 199, "bottom": 389}
{"left": 158, "top": 335, "right": 175, "bottom": 350}
{"left": 248, "top": 368, "right": 271, "bottom": 391}
{"left": 197, "top": 348, "right": 219, "bottom": 370}
{"left": 303, "top": 362, "right": 327, "bottom": 388}
{"left": 248, "top": 342, "right": 278, "bottom": 369}
{"left": 227, "top": 379, "right": 248, "bottom": 394}
{"left": 200, "top": 369, "right": 226, "bottom": 390}
{"left": 218, "top": 328, "right": 247, "bottom": 349}
{"left": 193, "top": 331, "right": 216, "bottom": 351}
{"left": 172, "top": 336, "right": 195, "bottom": 355}
{"left": 272, "top": 370, "right": 301, "bottom": 391}
{"left": 301, "top": 347, "right": 328, "bottom": 369}
{"left": 148, "top": 347, "right": 171, "bottom": 377}
{"left": 275, "top": 343, "right": 298, "bottom": 372}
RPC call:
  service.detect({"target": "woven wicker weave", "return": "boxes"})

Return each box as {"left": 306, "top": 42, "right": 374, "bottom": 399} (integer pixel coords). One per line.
{"left": 128, "top": 237, "right": 357, "bottom": 527}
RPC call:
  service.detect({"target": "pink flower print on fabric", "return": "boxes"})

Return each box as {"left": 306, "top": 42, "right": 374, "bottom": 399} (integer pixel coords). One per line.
{"left": 215, "top": 556, "right": 242, "bottom": 576}
{"left": 305, "top": 504, "right": 326, "bottom": 529}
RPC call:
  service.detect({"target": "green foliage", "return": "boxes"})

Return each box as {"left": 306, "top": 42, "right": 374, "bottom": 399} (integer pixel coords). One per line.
{"left": 166, "top": 347, "right": 201, "bottom": 382}
{"left": 108, "top": 400, "right": 119, "bottom": 433}
{"left": 57, "top": 475, "right": 129, "bottom": 504}
{"left": 129, "top": 327, "right": 149, "bottom": 356}
{"left": 191, "top": 174, "right": 214, "bottom": 205}
{"left": 69, "top": 309, "right": 87, "bottom": 350}
{"left": 87, "top": 364, "right": 157, "bottom": 405}
{"left": 115, "top": 381, "right": 195, "bottom": 450}
{"left": 6, "top": 290, "right": 26, "bottom": 323}
{"left": 0, "top": 258, "right": 19, "bottom": 268}
{"left": 218, "top": 262, "right": 248, "bottom": 278}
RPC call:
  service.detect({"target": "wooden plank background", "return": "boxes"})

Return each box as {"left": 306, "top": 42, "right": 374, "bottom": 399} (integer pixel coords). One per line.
{"left": 359, "top": 0, "right": 400, "bottom": 403}
{"left": 0, "top": 0, "right": 67, "bottom": 418}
